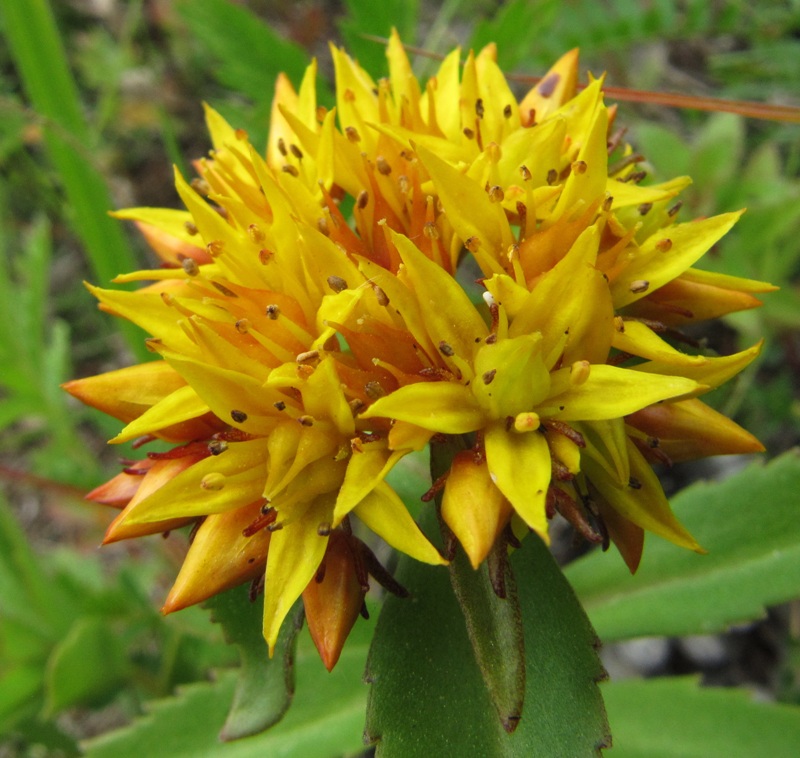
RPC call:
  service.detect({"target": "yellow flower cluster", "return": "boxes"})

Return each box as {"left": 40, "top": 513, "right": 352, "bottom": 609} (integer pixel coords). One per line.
{"left": 65, "top": 33, "right": 770, "bottom": 668}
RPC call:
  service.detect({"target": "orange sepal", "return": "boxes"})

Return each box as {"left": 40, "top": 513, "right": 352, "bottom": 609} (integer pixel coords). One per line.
{"left": 594, "top": 491, "right": 644, "bottom": 574}
{"left": 302, "top": 531, "right": 366, "bottom": 671}
{"left": 134, "top": 221, "right": 210, "bottom": 265}
{"left": 86, "top": 459, "right": 153, "bottom": 507}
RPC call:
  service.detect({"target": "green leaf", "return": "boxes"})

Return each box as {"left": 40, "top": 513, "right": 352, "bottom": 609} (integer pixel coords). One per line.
{"left": 82, "top": 628, "right": 370, "bottom": 757}
{"left": 205, "top": 585, "right": 304, "bottom": 741}
{"left": 566, "top": 451, "right": 800, "bottom": 641}
{"left": 43, "top": 617, "right": 129, "bottom": 714}
{"left": 365, "top": 514, "right": 609, "bottom": 756}
{"left": 603, "top": 676, "right": 800, "bottom": 757}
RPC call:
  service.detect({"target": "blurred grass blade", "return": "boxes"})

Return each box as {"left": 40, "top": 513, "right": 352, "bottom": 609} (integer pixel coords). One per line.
{"left": 1, "top": 0, "right": 148, "bottom": 359}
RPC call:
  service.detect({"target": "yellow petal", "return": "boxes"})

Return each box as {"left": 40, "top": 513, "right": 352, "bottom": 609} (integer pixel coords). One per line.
{"left": 263, "top": 495, "right": 332, "bottom": 653}
{"left": 611, "top": 211, "right": 745, "bottom": 308}
{"left": 612, "top": 319, "right": 708, "bottom": 366}
{"left": 518, "top": 48, "right": 579, "bottom": 122}
{"left": 361, "top": 381, "right": 484, "bottom": 434}
{"left": 542, "top": 365, "right": 703, "bottom": 421}
{"left": 584, "top": 439, "right": 703, "bottom": 552}
{"left": 111, "top": 385, "right": 210, "bottom": 444}
{"left": 574, "top": 419, "right": 630, "bottom": 487}
{"left": 441, "top": 451, "right": 513, "bottom": 568}
{"left": 354, "top": 482, "right": 446, "bottom": 565}
{"left": 484, "top": 420, "right": 551, "bottom": 539}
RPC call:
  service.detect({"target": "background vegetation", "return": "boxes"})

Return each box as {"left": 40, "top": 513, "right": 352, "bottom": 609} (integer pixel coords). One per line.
{"left": 1, "top": 0, "right": 799, "bottom": 755}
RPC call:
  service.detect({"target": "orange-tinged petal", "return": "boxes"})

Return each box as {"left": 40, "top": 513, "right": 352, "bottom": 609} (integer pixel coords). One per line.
{"left": 162, "top": 499, "right": 271, "bottom": 613}
{"left": 62, "top": 361, "right": 187, "bottom": 424}
{"left": 303, "top": 531, "right": 365, "bottom": 671}
{"left": 610, "top": 211, "right": 745, "bottom": 308}
{"left": 388, "top": 421, "right": 434, "bottom": 451}
{"left": 484, "top": 420, "right": 551, "bottom": 539}
{"left": 594, "top": 494, "right": 644, "bottom": 574}
{"left": 119, "top": 439, "right": 269, "bottom": 524}
{"left": 441, "top": 451, "right": 513, "bottom": 568}
{"left": 518, "top": 48, "right": 579, "bottom": 123}
{"left": 584, "top": 439, "right": 703, "bottom": 552}
{"left": 353, "top": 482, "right": 446, "bottom": 565}
{"left": 626, "top": 398, "right": 765, "bottom": 461}
{"left": 361, "top": 381, "right": 484, "bottom": 434}
{"left": 110, "top": 385, "right": 210, "bottom": 444}
{"left": 301, "top": 356, "right": 356, "bottom": 437}
{"left": 263, "top": 494, "right": 332, "bottom": 653}
{"left": 542, "top": 365, "right": 703, "bottom": 421}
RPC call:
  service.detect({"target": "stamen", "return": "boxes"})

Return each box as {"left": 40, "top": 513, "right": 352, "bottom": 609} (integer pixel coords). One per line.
{"left": 231, "top": 410, "right": 248, "bottom": 423}
{"left": 201, "top": 473, "right": 225, "bottom": 491}
{"left": 629, "top": 280, "right": 650, "bottom": 294}
{"left": 327, "top": 275, "right": 348, "bottom": 292}
{"left": 208, "top": 440, "right": 228, "bottom": 455}
{"left": 376, "top": 155, "right": 391, "bottom": 175}
{"left": 266, "top": 304, "right": 280, "bottom": 319}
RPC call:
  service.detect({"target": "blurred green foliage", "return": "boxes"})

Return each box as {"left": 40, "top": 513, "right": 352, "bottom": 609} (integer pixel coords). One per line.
{"left": 0, "top": 0, "right": 798, "bottom": 754}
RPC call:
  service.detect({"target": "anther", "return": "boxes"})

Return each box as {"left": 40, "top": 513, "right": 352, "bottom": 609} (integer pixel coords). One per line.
{"left": 572, "top": 160, "right": 588, "bottom": 175}
{"left": 376, "top": 156, "right": 391, "bottom": 175}
{"left": 235, "top": 318, "right": 251, "bottom": 333}
{"left": 345, "top": 126, "right": 360, "bottom": 143}
{"left": 235, "top": 128, "right": 248, "bottom": 141}
{"left": 317, "top": 217, "right": 330, "bottom": 236}
{"left": 184, "top": 221, "right": 198, "bottom": 236}
{"left": 602, "top": 195, "right": 614, "bottom": 212}
{"left": 296, "top": 350, "right": 319, "bottom": 364}
{"left": 317, "top": 522, "right": 332, "bottom": 536}
{"left": 211, "top": 281, "right": 237, "bottom": 297}
{"left": 364, "top": 381, "right": 385, "bottom": 400}
{"left": 259, "top": 249, "right": 274, "bottom": 264}
{"left": 668, "top": 201, "right": 683, "bottom": 217}
{"left": 482, "top": 369, "right": 497, "bottom": 385}
{"left": 423, "top": 221, "right": 439, "bottom": 239}
{"left": 357, "top": 190, "right": 369, "bottom": 209}
{"left": 282, "top": 164, "right": 299, "bottom": 177}
{"left": 231, "top": 410, "right": 248, "bottom": 423}
{"left": 503, "top": 103, "right": 513, "bottom": 118}
{"left": 273, "top": 401, "right": 286, "bottom": 411}
{"left": 266, "top": 304, "right": 280, "bottom": 319}
{"left": 206, "top": 240, "right": 224, "bottom": 257}
{"left": 629, "top": 280, "right": 650, "bottom": 294}
{"left": 463, "top": 127, "right": 475, "bottom": 140}
{"left": 656, "top": 238, "right": 672, "bottom": 252}
{"left": 248, "top": 224, "right": 265, "bottom": 243}
{"left": 327, "top": 275, "right": 348, "bottom": 293}
{"left": 372, "top": 285, "right": 390, "bottom": 306}
{"left": 208, "top": 440, "right": 228, "bottom": 455}
{"left": 638, "top": 202, "right": 653, "bottom": 215}
{"left": 180, "top": 257, "right": 199, "bottom": 276}
{"left": 298, "top": 415, "right": 314, "bottom": 426}
{"left": 613, "top": 316, "right": 625, "bottom": 332}
{"left": 398, "top": 175, "right": 410, "bottom": 194}
{"left": 520, "top": 165, "right": 532, "bottom": 181}
{"left": 628, "top": 477, "right": 642, "bottom": 490}
{"left": 570, "top": 360, "right": 591, "bottom": 386}
{"left": 475, "top": 98, "right": 485, "bottom": 119}
{"left": 465, "top": 236, "right": 481, "bottom": 252}
{"left": 348, "top": 398, "right": 365, "bottom": 414}
{"left": 290, "top": 143, "right": 303, "bottom": 160}
{"left": 438, "top": 341, "right": 455, "bottom": 357}
{"left": 191, "top": 177, "right": 210, "bottom": 195}
{"left": 277, "top": 137, "right": 288, "bottom": 156}
{"left": 488, "top": 185, "right": 504, "bottom": 203}
{"left": 546, "top": 168, "right": 558, "bottom": 185}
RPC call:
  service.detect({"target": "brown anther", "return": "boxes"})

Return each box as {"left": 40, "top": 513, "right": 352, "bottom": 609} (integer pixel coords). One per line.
{"left": 503, "top": 103, "right": 513, "bottom": 118}
{"left": 259, "top": 249, "right": 274, "bottom": 264}
{"left": 463, "top": 127, "right": 475, "bottom": 140}
{"left": 231, "top": 409, "right": 248, "bottom": 423}
{"left": 282, "top": 164, "right": 299, "bottom": 177}
{"left": 627, "top": 170, "right": 647, "bottom": 184}
{"left": 372, "top": 284, "right": 390, "bottom": 306}
{"left": 398, "top": 175, "right": 410, "bottom": 194}
{"left": 235, "top": 318, "right": 251, "bottom": 333}
{"left": 277, "top": 137, "right": 288, "bottom": 156}
{"left": 273, "top": 401, "right": 286, "bottom": 411}
{"left": 475, "top": 98, "right": 485, "bottom": 119}
{"left": 356, "top": 190, "right": 369, "bottom": 209}
{"left": 613, "top": 316, "right": 626, "bottom": 332}
{"left": 488, "top": 185, "right": 505, "bottom": 203}
{"left": 602, "top": 195, "right": 614, "bottom": 212}
{"left": 345, "top": 126, "right": 360, "bottom": 142}
{"left": 438, "top": 341, "right": 455, "bottom": 357}
{"left": 647, "top": 436, "right": 660, "bottom": 448}
{"left": 317, "top": 217, "right": 330, "bottom": 236}
{"left": 298, "top": 415, "right": 314, "bottom": 427}
{"left": 465, "top": 236, "right": 481, "bottom": 252}
{"left": 519, "top": 165, "right": 532, "bottom": 181}
{"left": 266, "top": 521, "right": 284, "bottom": 532}
{"left": 248, "top": 223, "right": 265, "bottom": 243}
{"left": 668, "top": 201, "right": 683, "bottom": 217}
{"left": 266, "top": 304, "right": 280, "bottom": 319}
{"left": 180, "top": 257, "right": 199, "bottom": 276}
{"left": 206, "top": 240, "right": 224, "bottom": 257}
{"left": 572, "top": 160, "right": 588, "bottom": 175}
{"left": 317, "top": 522, "right": 331, "bottom": 536}
{"left": 296, "top": 350, "right": 319, "bottom": 364}
{"left": 485, "top": 333, "right": 498, "bottom": 344}
{"left": 482, "top": 369, "right": 497, "bottom": 385}
{"left": 364, "top": 381, "right": 385, "bottom": 400}
{"left": 656, "top": 238, "right": 673, "bottom": 252}
{"left": 376, "top": 155, "right": 391, "bottom": 175}
{"left": 348, "top": 398, "right": 365, "bottom": 414}
{"left": 629, "top": 280, "right": 650, "bottom": 294}
{"left": 191, "top": 177, "right": 210, "bottom": 195}
{"left": 208, "top": 440, "right": 228, "bottom": 455}
{"left": 184, "top": 221, "right": 198, "bottom": 236}
{"left": 289, "top": 143, "right": 303, "bottom": 160}
{"left": 546, "top": 168, "right": 558, "bottom": 185}
{"left": 628, "top": 477, "right": 642, "bottom": 490}
{"left": 327, "top": 275, "right": 348, "bottom": 293}
{"left": 638, "top": 202, "right": 653, "bottom": 215}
